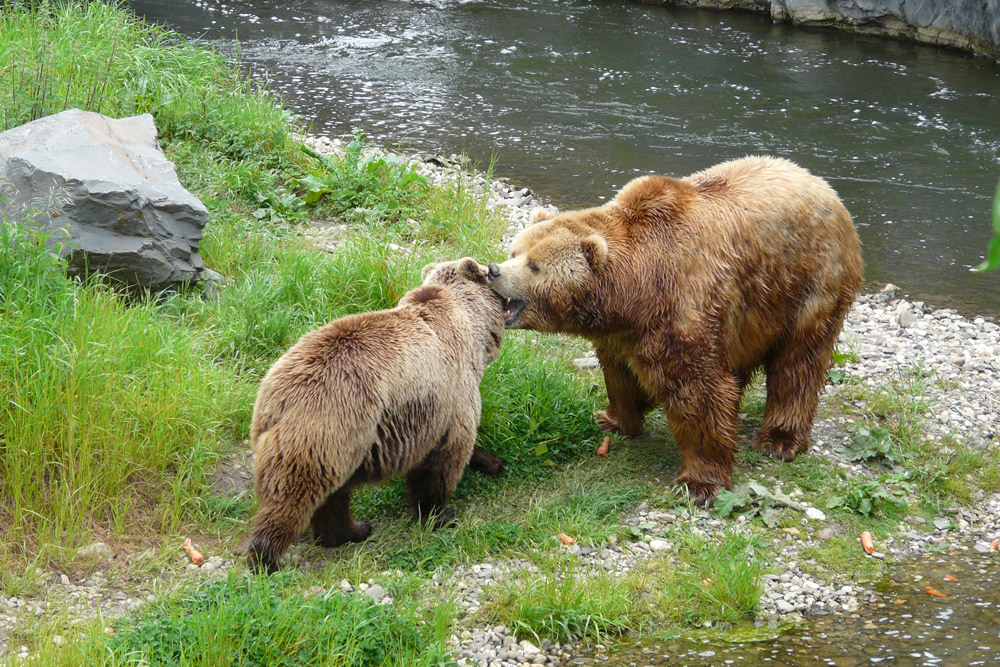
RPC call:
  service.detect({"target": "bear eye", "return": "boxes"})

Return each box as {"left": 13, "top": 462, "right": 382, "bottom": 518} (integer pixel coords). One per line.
{"left": 527, "top": 261, "right": 540, "bottom": 274}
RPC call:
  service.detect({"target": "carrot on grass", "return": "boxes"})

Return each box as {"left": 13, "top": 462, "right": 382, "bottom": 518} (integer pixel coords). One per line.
{"left": 596, "top": 436, "right": 610, "bottom": 458}
{"left": 183, "top": 538, "right": 205, "bottom": 566}
{"left": 557, "top": 532, "right": 575, "bottom": 546}
{"left": 860, "top": 531, "right": 875, "bottom": 555}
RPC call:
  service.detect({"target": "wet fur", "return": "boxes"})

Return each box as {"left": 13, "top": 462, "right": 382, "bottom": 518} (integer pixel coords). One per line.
{"left": 489, "top": 156, "right": 863, "bottom": 506}
{"left": 247, "top": 258, "right": 506, "bottom": 573}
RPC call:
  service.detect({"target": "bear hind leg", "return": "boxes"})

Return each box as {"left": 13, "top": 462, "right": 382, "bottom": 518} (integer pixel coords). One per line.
{"left": 311, "top": 487, "right": 373, "bottom": 548}
{"left": 406, "top": 424, "right": 475, "bottom": 528}
{"left": 754, "top": 308, "right": 846, "bottom": 461}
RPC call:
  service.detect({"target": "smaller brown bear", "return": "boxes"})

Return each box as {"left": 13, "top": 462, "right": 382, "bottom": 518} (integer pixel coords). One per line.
{"left": 247, "top": 258, "right": 506, "bottom": 573}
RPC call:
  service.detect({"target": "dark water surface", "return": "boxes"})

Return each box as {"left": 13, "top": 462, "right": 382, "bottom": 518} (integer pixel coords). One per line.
{"left": 128, "top": 0, "right": 1000, "bottom": 314}
{"left": 598, "top": 547, "right": 1000, "bottom": 666}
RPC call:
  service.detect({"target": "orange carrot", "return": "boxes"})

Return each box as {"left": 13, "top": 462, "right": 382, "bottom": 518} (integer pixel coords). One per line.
{"left": 943, "top": 574, "right": 959, "bottom": 582}
{"left": 860, "top": 531, "right": 875, "bottom": 555}
{"left": 183, "top": 538, "right": 205, "bottom": 566}
{"left": 557, "top": 532, "right": 575, "bottom": 546}
{"left": 992, "top": 540, "right": 999, "bottom": 551}
{"left": 596, "top": 436, "right": 610, "bottom": 458}
{"left": 925, "top": 586, "right": 948, "bottom": 598}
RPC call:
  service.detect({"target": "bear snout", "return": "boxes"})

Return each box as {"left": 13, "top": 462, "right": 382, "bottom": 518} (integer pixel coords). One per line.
{"left": 487, "top": 263, "right": 501, "bottom": 282}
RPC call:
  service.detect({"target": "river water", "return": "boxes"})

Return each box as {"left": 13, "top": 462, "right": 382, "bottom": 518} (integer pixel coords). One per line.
{"left": 129, "top": 0, "right": 1000, "bottom": 315}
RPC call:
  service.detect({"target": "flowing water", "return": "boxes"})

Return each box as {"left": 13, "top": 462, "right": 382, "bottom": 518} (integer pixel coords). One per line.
{"left": 129, "top": 0, "right": 1000, "bottom": 315}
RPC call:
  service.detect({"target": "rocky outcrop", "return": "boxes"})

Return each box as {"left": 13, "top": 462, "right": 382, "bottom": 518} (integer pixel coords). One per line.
{"left": 0, "top": 109, "right": 209, "bottom": 290}
{"left": 643, "top": 0, "right": 1000, "bottom": 59}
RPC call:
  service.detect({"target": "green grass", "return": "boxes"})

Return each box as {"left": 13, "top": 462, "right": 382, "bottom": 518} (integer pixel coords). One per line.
{"left": 42, "top": 572, "right": 455, "bottom": 666}
{"left": 649, "top": 532, "right": 764, "bottom": 629}
{"left": 0, "top": 222, "right": 249, "bottom": 561}
{"left": 482, "top": 553, "right": 646, "bottom": 643}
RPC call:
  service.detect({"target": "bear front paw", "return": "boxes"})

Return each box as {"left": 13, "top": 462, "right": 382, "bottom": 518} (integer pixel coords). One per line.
{"left": 673, "top": 478, "right": 722, "bottom": 509}
{"left": 468, "top": 447, "right": 509, "bottom": 475}
{"left": 752, "top": 430, "right": 808, "bottom": 462}
{"left": 314, "top": 520, "right": 373, "bottom": 548}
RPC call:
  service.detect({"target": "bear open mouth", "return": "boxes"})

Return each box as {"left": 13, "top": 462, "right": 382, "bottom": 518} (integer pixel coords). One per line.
{"left": 502, "top": 298, "right": 525, "bottom": 327}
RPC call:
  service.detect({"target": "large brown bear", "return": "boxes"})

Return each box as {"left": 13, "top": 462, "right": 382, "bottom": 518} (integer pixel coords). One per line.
{"left": 487, "top": 156, "right": 862, "bottom": 506}
{"left": 247, "top": 258, "right": 507, "bottom": 573}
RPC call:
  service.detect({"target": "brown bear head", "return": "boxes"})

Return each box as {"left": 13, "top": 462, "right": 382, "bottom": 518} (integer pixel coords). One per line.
{"left": 417, "top": 257, "right": 506, "bottom": 365}
{"left": 486, "top": 207, "right": 609, "bottom": 332}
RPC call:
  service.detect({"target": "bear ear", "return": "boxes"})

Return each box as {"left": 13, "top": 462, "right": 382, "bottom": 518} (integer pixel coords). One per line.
{"left": 529, "top": 207, "right": 553, "bottom": 224}
{"left": 581, "top": 235, "right": 608, "bottom": 270}
{"left": 421, "top": 262, "right": 439, "bottom": 281}
{"left": 458, "top": 257, "right": 487, "bottom": 282}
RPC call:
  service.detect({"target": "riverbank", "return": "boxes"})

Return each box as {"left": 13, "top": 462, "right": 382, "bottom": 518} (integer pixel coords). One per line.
{"left": 638, "top": 0, "right": 1000, "bottom": 61}
{"left": 2, "top": 3, "right": 999, "bottom": 665}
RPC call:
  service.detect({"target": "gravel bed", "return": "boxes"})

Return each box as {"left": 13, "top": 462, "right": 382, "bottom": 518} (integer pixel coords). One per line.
{"left": 2, "top": 137, "right": 998, "bottom": 664}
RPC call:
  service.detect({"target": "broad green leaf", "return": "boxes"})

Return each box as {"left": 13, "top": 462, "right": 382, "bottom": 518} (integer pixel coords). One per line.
{"left": 712, "top": 488, "right": 748, "bottom": 517}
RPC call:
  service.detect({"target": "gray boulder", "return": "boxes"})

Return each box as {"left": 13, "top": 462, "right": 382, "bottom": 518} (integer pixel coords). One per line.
{"left": 0, "top": 108, "right": 209, "bottom": 290}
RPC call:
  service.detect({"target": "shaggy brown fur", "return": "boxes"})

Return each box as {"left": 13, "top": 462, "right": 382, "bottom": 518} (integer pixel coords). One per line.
{"left": 487, "top": 156, "right": 863, "bottom": 506}
{"left": 247, "top": 258, "right": 506, "bottom": 573}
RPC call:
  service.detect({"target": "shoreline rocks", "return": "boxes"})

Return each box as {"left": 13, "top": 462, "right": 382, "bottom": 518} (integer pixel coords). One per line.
{"left": 637, "top": 0, "right": 1000, "bottom": 61}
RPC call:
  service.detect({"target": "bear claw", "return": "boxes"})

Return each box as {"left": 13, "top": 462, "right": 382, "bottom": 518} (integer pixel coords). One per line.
{"left": 751, "top": 434, "right": 806, "bottom": 462}
{"left": 673, "top": 479, "right": 722, "bottom": 509}
{"left": 595, "top": 410, "right": 642, "bottom": 436}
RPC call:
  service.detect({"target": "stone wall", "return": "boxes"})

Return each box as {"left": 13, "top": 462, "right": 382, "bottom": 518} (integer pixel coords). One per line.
{"left": 642, "top": 0, "right": 1000, "bottom": 59}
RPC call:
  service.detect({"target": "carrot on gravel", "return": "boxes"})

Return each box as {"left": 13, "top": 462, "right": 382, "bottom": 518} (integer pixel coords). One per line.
{"left": 596, "top": 436, "right": 610, "bottom": 458}
{"left": 943, "top": 574, "right": 959, "bottom": 582}
{"left": 925, "top": 586, "right": 949, "bottom": 598}
{"left": 183, "top": 538, "right": 205, "bottom": 566}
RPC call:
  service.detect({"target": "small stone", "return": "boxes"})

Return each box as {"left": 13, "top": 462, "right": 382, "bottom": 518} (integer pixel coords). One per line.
{"left": 974, "top": 543, "right": 992, "bottom": 553}
{"left": 805, "top": 507, "right": 826, "bottom": 521}
{"left": 776, "top": 599, "right": 795, "bottom": 612}
{"left": 933, "top": 518, "right": 951, "bottom": 530}
{"left": 52, "top": 635, "right": 63, "bottom": 646}
{"left": 340, "top": 579, "right": 354, "bottom": 593}
{"left": 572, "top": 356, "right": 600, "bottom": 370}
{"left": 364, "top": 585, "right": 386, "bottom": 603}
{"left": 818, "top": 528, "right": 834, "bottom": 540}
{"left": 76, "top": 541, "right": 114, "bottom": 561}
{"left": 649, "top": 539, "right": 669, "bottom": 551}
{"left": 519, "top": 640, "right": 541, "bottom": 657}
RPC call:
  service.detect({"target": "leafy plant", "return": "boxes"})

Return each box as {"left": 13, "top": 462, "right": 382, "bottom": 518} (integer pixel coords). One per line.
{"left": 974, "top": 178, "right": 1000, "bottom": 272}
{"left": 827, "top": 475, "right": 908, "bottom": 517}
{"left": 840, "top": 425, "right": 905, "bottom": 467}
{"left": 297, "top": 138, "right": 428, "bottom": 224}
{"left": 712, "top": 481, "right": 803, "bottom": 528}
